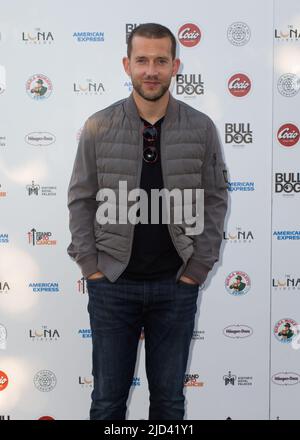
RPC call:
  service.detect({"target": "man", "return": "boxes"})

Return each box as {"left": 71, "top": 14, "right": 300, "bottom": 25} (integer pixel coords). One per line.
{"left": 67, "top": 23, "right": 228, "bottom": 420}
{"left": 30, "top": 78, "right": 47, "bottom": 96}
{"left": 278, "top": 323, "right": 294, "bottom": 341}
{"left": 229, "top": 275, "right": 246, "bottom": 292}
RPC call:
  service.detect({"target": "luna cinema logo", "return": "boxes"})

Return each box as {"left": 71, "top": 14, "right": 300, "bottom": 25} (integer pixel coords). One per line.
{"left": 272, "top": 275, "right": 300, "bottom": 290}
{"left": 22, "top": 28, "right": 54, "bottom": 44}
{"left": 0, "top": 281, "right": 10, "bottom": 294}
{"left": 223, "top": 227, "right": 254, "bottom": 243}
{"left": 73, "top": 79, "right": 105, "bottom": 95}
{"left": 79, "top": 376, "right": 93, "bottom": 387}
{"left": 274, "top": 25, "right": 300, "bottom": 42}
{"left": 29, "top": 326, "right": 60, "bottom": 341}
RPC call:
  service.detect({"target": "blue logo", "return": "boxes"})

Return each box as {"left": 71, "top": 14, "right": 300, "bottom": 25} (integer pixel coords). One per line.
{"left": 73, "top": 32, "right": 104, "bottom": 42}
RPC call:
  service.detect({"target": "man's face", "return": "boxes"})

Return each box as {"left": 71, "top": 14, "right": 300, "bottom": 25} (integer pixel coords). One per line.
{"left": 123, "top": 36, "right": 180, "bottom": 102}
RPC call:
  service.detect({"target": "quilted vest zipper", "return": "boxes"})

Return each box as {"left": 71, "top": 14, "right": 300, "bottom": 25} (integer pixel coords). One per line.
{"left": 120, "top": 121, "right": 145, "bottom": 276}
{"left": 160, "top": 125, "right": 187, "bottom": 279}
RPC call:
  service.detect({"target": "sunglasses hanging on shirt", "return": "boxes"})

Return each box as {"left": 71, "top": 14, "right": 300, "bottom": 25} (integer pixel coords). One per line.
{"left": 142, "top": 125, "right": 158, "bottom": 164}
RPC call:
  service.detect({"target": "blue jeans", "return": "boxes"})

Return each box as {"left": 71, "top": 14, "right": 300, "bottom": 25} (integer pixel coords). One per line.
{"left": 86, "top": 273, "right": 201, "bottom": 420}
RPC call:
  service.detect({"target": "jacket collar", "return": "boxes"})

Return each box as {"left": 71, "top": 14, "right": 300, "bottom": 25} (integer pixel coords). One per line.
{"left": 124, "top": 91, "right": 179, "bottom": 127}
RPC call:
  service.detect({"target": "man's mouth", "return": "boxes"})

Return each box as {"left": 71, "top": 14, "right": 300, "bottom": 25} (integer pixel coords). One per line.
{"left": 144, "top": 81, "right": 160, "bottom": 86}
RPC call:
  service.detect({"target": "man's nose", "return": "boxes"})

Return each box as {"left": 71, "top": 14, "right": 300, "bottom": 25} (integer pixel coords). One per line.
{"left": 145, "top": 61, "right": 158, "bottom": 77}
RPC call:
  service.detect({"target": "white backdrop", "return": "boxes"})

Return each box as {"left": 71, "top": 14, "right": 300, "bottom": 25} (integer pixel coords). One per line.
{"left": 0, "top": 0, "right": 300, "bottom": 420}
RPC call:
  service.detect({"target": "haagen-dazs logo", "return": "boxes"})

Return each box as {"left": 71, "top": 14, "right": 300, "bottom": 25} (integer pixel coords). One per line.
{"left": 272, "top": 372, "right": 300, "bottom": 385}
{"left": 34, "top": 370, "right": 57, "bottom": 392}
{"left": 25, "top": 132, "right": 56, "bottom": 146}
{"left": 277, "top": 73, "right": 300, "bottom": 97}
{"left": 223, "top": 324, "right": 253, "bottom": 339}
{"left": 26, "top": 74, "right": 52, "bottom": 100}
{"left": 277, "top": 124, "right": 299, "bottom": 148}
{"left": 227, "top": 22, "right": 251, "bottom": 46}
{"left": 178, "top": 23, "right": 201, "bottom": 47}
{"left": 228, "top": 73, "right": 251, "bottom": 97}
{"left": 274, "top": 318, "right": 299, "bottom": 344}
{"left": 225, "top": 271, "right": 251, "bottom": 295}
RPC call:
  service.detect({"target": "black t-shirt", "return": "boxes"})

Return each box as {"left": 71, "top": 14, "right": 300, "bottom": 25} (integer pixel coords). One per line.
{"left": 120, "top": 116, "right": 183, "bottom": 281}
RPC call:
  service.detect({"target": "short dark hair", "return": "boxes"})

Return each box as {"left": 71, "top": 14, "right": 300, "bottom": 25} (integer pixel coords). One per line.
{"left": 127, "top": 23, "right": 177, "bottom": 60}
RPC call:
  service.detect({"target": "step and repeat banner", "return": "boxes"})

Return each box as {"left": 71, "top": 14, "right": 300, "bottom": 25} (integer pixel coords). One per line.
{"left": 0, "top": 0, "right": 299, "bottom": 420}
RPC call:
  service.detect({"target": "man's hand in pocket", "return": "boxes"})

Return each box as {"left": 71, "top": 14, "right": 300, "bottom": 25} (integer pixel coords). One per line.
{"left": 87, "top": 271, "right": 105, "bottom": 280}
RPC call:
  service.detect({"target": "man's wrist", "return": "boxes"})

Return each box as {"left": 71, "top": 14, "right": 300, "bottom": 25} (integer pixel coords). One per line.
{"left": 180, "top": 274, "right": 199, "bottom": 285}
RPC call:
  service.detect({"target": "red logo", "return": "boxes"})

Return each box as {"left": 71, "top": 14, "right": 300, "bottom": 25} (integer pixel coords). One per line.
{"left": 228, "top": 73, "right": 251, "bottom": 97}
{"left": 277, "top": 123, "right": 299, "bottom": 147}
{"left": 0, "top": 371, "right": 8, "bottom": 391}
{"left": 178, "top": 23, "right": 201, "bottom": 47}
{"left": 38, "top": 416, "right": 55, "bottom": 420}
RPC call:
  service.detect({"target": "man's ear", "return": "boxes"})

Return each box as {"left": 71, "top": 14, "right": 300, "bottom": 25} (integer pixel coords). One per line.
{"left": 122, "top": 57, "right": 130, "bottom": 76}
{"left": 172, "top": 58, "right": 181, "bottom": 77}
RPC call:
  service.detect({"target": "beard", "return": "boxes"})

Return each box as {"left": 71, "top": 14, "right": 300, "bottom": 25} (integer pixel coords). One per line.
{"left": 131, "top": 76, "right": 171, "bottom": 102}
